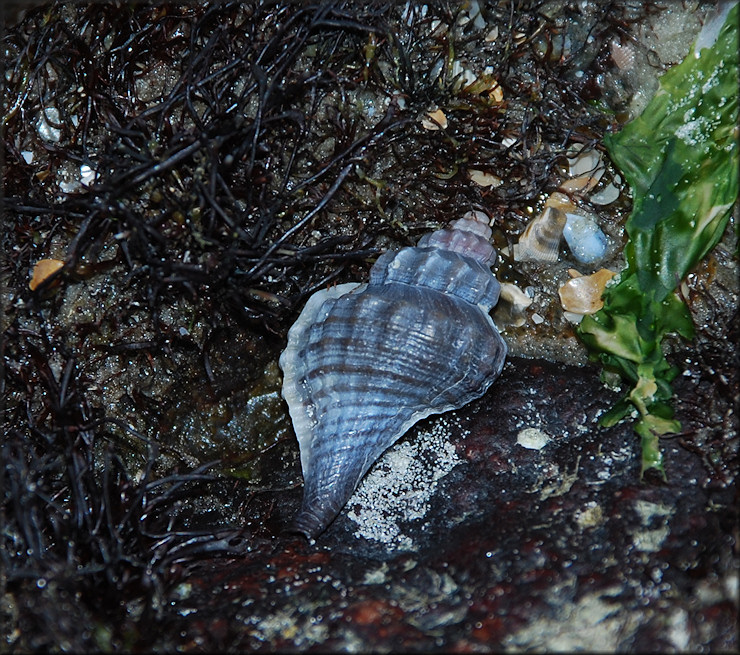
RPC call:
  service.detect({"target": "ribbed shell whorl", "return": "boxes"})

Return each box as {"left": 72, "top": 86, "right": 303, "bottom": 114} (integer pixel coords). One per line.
{"left": 418, "top": 211, "right": 497, "bottom": 266}
{"left": 370, "top": 248, "right": 501, "bottom": 310}
{"left": 371, "top": 211, "right": 500, "bottom": 309}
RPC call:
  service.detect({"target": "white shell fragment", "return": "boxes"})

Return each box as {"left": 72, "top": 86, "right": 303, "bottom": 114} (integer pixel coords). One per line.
{"left": 558, "top": 268, "right": 616, "bottom": 317}
{"left": 562, "top": 147, "right": 605, "bottom": 193}
{"left": 589, "top": 182, "right": 620, "bottom": 205}
{"left": 36, "top": 107, "right": 62, "bottom": 142}
{"left": 80, "top": 164, "right": 96, "bottom": 187}
{"left": 500, "top": 282, "right": 533, "bottom": 310}
{"left": 494, "top": 282, "right": 534, "bottom": 328}
{"left": 468, "top": 169, "right": 503, "bottom": 187}
{"left": 563, "top": 213, "right": 608, "bottom": 263}
{"left": 450, "top": 60, "right": 478, "bottom": 88}
{"left": 458, "top": 0, "right": 485, "bottom": 30}
{"left": 59, "top": 180, "right": 79, "bottom": 194}
{"left": 281, "top": 212, "right": 507, "bottom": 539}
{"left": 517, "top": 427, "right": 550, "bottom": 450}
{"left": 421, "top": 108, "right": 448, "bottom": 130}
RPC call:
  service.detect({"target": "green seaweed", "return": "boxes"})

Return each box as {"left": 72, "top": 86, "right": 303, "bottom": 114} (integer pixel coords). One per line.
{"left": 578, "top": 4, "right": 739, "bottom": 476}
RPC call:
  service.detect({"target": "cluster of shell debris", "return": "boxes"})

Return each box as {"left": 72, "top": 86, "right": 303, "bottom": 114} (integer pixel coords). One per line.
{"left": 506, "top": 147, "right": 620, "bottom": 319}
{"left": 418, "top": 127, "right": 629, "bottom": 363}
{"left": 486, "top": 145, "right": 627, "bottom": 363}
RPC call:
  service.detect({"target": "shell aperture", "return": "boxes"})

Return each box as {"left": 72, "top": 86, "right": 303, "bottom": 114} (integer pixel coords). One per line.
{"left": 279, "top": 211, "right": 508, "bottom": 539}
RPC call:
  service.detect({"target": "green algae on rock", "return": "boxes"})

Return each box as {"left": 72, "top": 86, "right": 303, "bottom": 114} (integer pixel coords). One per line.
{"left": 578, "top": 2, "right": 739, "bottom": 476}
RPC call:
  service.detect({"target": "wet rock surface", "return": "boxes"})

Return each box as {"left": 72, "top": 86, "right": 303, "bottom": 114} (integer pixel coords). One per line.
{"left": 152, "top": 357, "right": 737, "bottom": 652}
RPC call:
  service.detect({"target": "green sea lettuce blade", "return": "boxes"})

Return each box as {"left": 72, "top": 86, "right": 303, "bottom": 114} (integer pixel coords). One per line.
{"left": 578, "top": 4, "right": 739, "bottom": 476}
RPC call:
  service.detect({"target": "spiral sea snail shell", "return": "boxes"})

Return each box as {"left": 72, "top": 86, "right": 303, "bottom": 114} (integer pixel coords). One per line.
{"left": 279, "top": 210, "right": 508, "bottom": 539}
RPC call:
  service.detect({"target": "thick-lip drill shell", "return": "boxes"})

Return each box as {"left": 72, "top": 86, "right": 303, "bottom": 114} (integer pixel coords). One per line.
{"left": 279, "top": 211, "right": 508, "bottom": 540}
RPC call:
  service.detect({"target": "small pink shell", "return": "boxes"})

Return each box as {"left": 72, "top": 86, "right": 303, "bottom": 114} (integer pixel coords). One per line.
{"left": 418, "top": 211, "right": 496, "bottom": 266}
{"left": 609, "top": 40, "right": 636, "bottom": 71}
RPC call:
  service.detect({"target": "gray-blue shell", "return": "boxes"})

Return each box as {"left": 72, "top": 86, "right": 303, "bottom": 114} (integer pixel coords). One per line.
{"left": 279, "top": 211, "right": 507, "bottom": 539}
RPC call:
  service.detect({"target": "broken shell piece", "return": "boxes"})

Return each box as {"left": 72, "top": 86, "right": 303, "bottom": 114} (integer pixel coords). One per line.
{"left": 463, "top": 75, "right": 504, "bottom": 103}
{"left": 563, "top": 213, "right": 608, "bottom": 263}
{"left": 468, "top": 169, "right": 502, "bottom": 187}
{"left": 500, "top": 282, "right": 533, "bottom": 310}
{"left": 450, "top": 61, "right": 478, "bottom": 89}
{"left": 589, "top": 181, "right": 620, "bottom": 205}
{"left": 567, "top": 147, "right": 605, "bottom": 180}
{"left": 80, "top": 164, "right": 96, "bottom": 187}
{"left": 493, "top": 282, "right": 533, "bottom": 328}
{"left": 30, "top": 258, "right": 64, "bottom": 290}
{"left": 558, "top": 268, "right": 616, "bottom": 317}
{"left": 36, "top": 107, "right": 62, "bottom": 143}
{"left": 544, "top": 191, "right": 577, "bottom": 213}
{"left": 560, "top": 148, "right": 605, "bottom": 193}
{"left": 559, "top": 176, "right": 598, "bottom": 193}
{"left": 421, "top": 108, "right": 448, "bottom": 130}
{"left": 513, "top": 206, "right": 566, "bottom": 262}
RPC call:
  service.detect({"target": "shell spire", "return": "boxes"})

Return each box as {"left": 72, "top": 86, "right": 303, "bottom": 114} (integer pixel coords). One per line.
{"left": 280, "top": 210, "right": 507, "bottom": 539}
